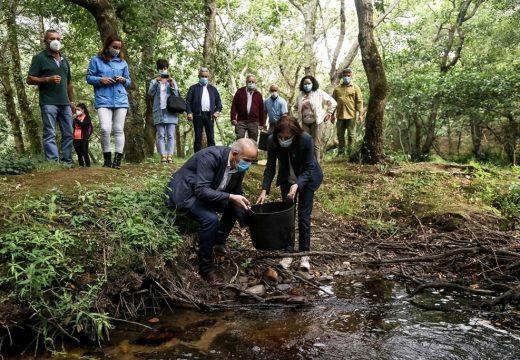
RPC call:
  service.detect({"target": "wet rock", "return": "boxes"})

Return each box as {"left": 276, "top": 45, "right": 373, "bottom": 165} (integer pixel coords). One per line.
{"left": 276, "top": 284, "right": 291, "bottom": 291}
{"left": 246, "top": 284, "right": 266, "bottom": 297}
{"left": 287, "top": 296, "right": 307, "bottom": 304}
{"left": 263, "top": 267, "right": 279, "bottom": 283}
{"left": 318, "top": 275, "right": 334, "bottom": 282}
{"left": 296, "top": 271, "right": 313, "bottom": 280}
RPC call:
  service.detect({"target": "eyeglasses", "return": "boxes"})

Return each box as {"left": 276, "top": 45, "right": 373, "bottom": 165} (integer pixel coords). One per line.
{"left": 200, "top": 76, "right": 209, "bottom": 78}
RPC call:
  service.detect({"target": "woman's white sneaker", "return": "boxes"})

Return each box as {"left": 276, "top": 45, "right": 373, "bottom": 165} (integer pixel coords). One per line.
{"left": 279, "top": 257, "right": 293, "bottom": 269}
{"left": 300, "top": 256, "right": 311, "bottom": 271}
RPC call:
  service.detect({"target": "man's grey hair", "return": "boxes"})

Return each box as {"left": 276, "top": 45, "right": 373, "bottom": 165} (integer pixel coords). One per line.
{"left": 246, "top": 74, "right": 256, "bottom": 81}
{"left": 231, "top": 138, "right": 258, "bottom": 154}
{"left": 342, "top": 67, "right": 353, "bottom": 74}
{"left": 44, "top": 29, "right": 59, "bottom": 40}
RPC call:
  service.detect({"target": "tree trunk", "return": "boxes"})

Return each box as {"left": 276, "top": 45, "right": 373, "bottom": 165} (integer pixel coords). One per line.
{"left": 504, "top": 114, "right": 518, "bottom": 165}
{"left": 421, "top": 94, "right": 441, "bottom": 157}
{"left": 4, "top": 0, "right": 41, "bottom": 154}
{"left": 141, "top": 24, "right": 158, "bottom": 157}
{"left": 355, "top": 0, "right": 389, "bottom": 164}
{"left": 420, "top": 0, "right": 484, "bottom": 158}
{"left": 0, "top": 48, "right": 25, "bottom": 154}
{"left": 330, "top": 0, "right": 400, "bottom": 86}
{"left": 412, "top": 110, "right": 422, "bottom": 159}
{"left": 469, "top": 115, "right": 483, "bottom": 160}
{"left": 203, "top": 0, "right": 217, "bottom": 72}
{"left": 67, "top": 0, "right": 145, "bottom": 162}
{"left": 289, "top": 0, "right": 318, "bottom": 76}
{"left": 144, "top": 94, "right": 155, "bottom": 156}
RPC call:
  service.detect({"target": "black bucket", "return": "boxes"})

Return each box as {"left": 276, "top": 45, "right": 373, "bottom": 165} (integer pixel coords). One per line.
{"left": 247, "top": 201, "right": 295, "bottom": 250}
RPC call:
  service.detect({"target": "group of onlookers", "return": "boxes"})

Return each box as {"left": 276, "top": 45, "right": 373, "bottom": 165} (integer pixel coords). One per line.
{"left": 27, "top": 29, "right": 365, "bottom": 286}
{"left": 28, "top": 30, "right": 363, "bottom": 170}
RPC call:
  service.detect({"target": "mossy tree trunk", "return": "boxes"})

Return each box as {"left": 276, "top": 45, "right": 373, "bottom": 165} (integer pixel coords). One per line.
{"left": 0, "top": 44, "right": 25, "bottom": 154}
{"left": 355, "top": 0, "right": 389, "bottom": 164}
{"left": 3, "top": 0, "right": 40, "bottom": 154}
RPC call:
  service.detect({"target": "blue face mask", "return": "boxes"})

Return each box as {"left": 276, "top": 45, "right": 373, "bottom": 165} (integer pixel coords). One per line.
{"left": 236, "top": 159, "right": 252, "bottom": 172}
{"left": 247, "top": 82, "right": 256, "bottom": 90}
{"left": 199, "top": 77, "right": 208, "bottom": 86}
{"left": 343, "top": 76, "right": 352, "bottom": 84}
{"left": 303, "top": 84, "right": 313, "bottom": 93}
{"left": 279, "top": 137, "right": 293, "bottom": 148}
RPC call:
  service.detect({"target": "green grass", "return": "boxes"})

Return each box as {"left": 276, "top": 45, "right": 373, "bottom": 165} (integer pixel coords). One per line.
{"left": 0, "top": 166, "right": 182, "bottom": 348}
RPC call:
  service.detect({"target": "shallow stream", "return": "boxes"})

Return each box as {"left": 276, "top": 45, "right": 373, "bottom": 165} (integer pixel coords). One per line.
{"left": 50, "top": 277, "right": 520, "bottom": 359}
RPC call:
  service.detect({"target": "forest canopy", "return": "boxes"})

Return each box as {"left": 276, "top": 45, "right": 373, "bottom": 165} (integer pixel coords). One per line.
{"left": 0, "top": 0, "right": 519, "bottom": 165}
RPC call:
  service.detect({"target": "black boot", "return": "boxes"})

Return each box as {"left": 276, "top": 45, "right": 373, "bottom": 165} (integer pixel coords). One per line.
{"left": 112, "top": 152, "right": 123, "bottom": 169}
{"left": 102, "top": 152, "right": 112, "bottom": 168}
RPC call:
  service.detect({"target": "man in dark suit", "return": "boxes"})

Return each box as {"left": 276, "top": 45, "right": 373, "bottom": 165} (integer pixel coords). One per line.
{"left": 165, "top": 138, "right": 258, "bottom": 286}
{"left": 185, "top": 67, "right": 223, "bottom": 152}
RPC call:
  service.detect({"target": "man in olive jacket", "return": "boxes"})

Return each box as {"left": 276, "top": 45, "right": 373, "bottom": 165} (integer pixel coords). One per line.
{"left": 332, "top": 68, "right": 363, "bottom": 157}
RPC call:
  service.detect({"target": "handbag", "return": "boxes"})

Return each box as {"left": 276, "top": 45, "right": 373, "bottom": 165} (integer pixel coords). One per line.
{"left": 166, "top": 94, "right": 186, "bottom": 114}
{"left": 258, "top": 131, "right": 269, "bottom": 151}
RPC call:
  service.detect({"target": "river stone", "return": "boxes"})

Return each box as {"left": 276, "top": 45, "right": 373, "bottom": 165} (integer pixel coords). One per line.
{"left": 318, "top": 275, "right": 334, "bottom": 282}
{"left": 246, "top": 284, "right": 266, "bottom": 297}
{"left": 276, "top": 284, "right": 291, "bottom": 291}
{"left": 287, "top": 296, "right": 307, "bottom": 304}
{"left": 296, "top": 271, "right": 313, "bottom": 280}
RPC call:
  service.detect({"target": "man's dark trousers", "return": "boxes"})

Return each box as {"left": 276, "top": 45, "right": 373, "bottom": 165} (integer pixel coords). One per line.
{"left": 187, "top": 198, "right": 245, "bottom": 276}
{"left": 193, "top": 111, "right": 215, "bottom": 152}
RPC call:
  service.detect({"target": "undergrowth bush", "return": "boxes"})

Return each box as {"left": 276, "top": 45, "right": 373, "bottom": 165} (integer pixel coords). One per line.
{"left": 0, "top": 155, "right": 41, "bottom": 174}
{"left": 0, "top": 171, "right": 181, "bottom": 349}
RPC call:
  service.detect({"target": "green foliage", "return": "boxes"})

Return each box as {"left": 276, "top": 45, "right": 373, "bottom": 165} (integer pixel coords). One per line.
{"left": 0, "top": 155, "right": 42, "bottom": 174}
{"left": 0, "top": 170, "right": 181, "bottom": 348}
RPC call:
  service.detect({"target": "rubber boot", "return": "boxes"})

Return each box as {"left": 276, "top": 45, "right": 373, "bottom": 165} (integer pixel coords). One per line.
{"left": 102, "top": 152, "right": 112, "bottom": 168}
{"left": 112, "top": 152, "right": 123, "bottom": 169}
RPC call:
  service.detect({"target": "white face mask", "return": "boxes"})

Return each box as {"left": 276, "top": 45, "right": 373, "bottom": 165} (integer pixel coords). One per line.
{"left": 270, "top": 91, "right": 278, "bottom": 99}
{"left": 49, "top": 40, "right": 61, "bottom": 52}
{"left": 109, "top": 47, "right": 120, "bottom": 57}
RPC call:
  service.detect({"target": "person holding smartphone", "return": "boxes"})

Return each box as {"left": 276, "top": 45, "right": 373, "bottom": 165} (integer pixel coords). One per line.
{"left": 86, "top": 35, "right": 131, "bottom": 169}
{"left": 148, "top": 59, "right": 180, "bottom": 163}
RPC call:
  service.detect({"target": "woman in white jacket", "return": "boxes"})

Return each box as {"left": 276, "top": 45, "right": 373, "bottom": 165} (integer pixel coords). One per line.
{"left": 294, "top": 75, "right": 337, "bottom": 162}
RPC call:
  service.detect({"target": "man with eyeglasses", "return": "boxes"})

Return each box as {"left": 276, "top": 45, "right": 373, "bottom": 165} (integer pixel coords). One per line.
{"left": 185, "top": 67, "right": 223, "bottom": 152}
{"left": 164, "top": 138, "right": 258, "bottom": 287}
{"left": 27, "top": 29, "right": 75, "bottom": 166}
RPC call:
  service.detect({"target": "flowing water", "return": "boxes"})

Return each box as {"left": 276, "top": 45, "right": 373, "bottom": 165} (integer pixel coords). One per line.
{"left": 60, "top": 276, "right": 520, "bottom": 359}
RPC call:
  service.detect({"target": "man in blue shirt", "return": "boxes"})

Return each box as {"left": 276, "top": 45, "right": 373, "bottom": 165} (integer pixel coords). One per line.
{"left": 185, "top": 67, "right": 223, "bottom": 152}
{"left": 263, "top": 84, "right": 288, "bottom": 134}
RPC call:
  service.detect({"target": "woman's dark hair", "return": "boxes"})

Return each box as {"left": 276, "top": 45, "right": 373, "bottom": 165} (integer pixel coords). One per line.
{"left": 98, "top": 35, "right": 125, "bottom": 62}
{"left": 156, "top": 59, "right": 169, "bottom": 70}
{"left": 299, "top": 75, "right": 319, "bottom": 92}
{"left": 272, "top": 115, "right": 303, "bottom": 148}
{"left": 76, "top": 103, "right": 90, "bottom": 116}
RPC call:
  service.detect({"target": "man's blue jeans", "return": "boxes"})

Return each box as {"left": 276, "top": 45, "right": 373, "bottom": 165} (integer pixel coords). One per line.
{"left": 40, "top": 105, "right": 73, "bottom": 164}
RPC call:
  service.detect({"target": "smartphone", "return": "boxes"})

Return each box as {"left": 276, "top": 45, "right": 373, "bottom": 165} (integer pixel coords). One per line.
{"left": 160, "top": 73, "right": 169, "bottom": 79}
